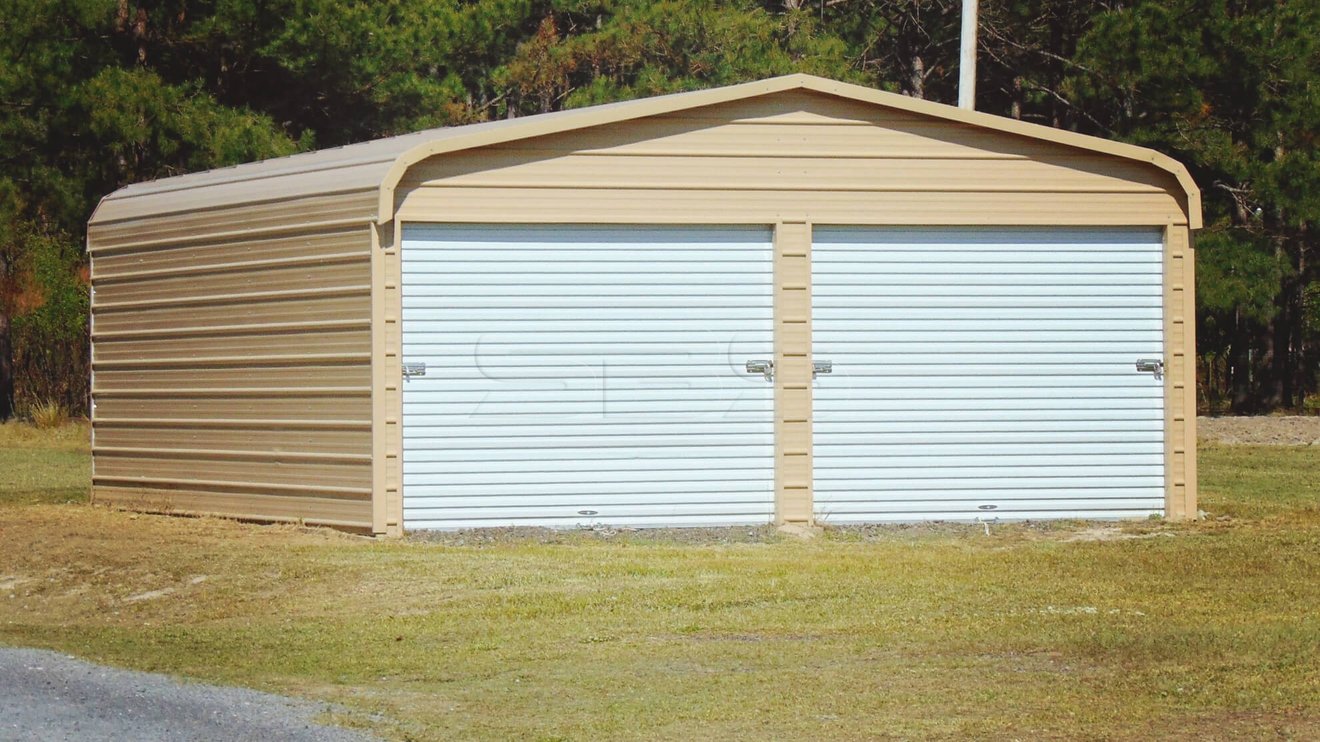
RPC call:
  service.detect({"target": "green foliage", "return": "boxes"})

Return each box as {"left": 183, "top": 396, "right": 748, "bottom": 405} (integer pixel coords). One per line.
{"left": 241, "top": 0, "right": 476, "bottom": 138}
{"left": 811, "top": 0, "right": 962, "bottom": 99}
{"left": 14, "top": 231, "right": 84, "bottom": 342}
{"left": 75, "top": 67, "right": 300, "bottom": 185}
{"left": 8, "top": 228, "right": 89, "bottom": 413}
{"left": 491, "top": 0, "right": 856, "bottom": 115}
{"left": 1, "top": 1, "right": 300, "bottom": 417}
{"left": 1195, "top": 229, "right": 1283, "bottom": 324}
{"left": 1, "top": 0, "right": 1317, "bottom": 413}
{"left": 1067, "top": 0, "right": 1320, "bottom": 409}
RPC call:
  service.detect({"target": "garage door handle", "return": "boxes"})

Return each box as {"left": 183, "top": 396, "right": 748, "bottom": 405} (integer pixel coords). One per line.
{"left": 745, "top": 359, "right": 774, "bottom": 382}
{"left": 1135, "top": 358, "right": 1164, "bottom": 379}
{"left": 813, "top": 360, "right": 833, "bottom": 378}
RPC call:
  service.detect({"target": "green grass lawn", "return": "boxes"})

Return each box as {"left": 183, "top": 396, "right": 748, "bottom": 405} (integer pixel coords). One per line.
{"left": 0, "top": 422, "right": 89, "bottom": 505}
{"left": 1, "top": 423, "right": 1317, "bottom": 740}
{"left": 1198, "top": 442, "right": 1320, "bottom": 519}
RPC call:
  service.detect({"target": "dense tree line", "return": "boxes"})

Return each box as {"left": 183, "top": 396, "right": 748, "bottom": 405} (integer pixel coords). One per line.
{"left": 1, "top": 0, "right": 1316, "bottom": 419}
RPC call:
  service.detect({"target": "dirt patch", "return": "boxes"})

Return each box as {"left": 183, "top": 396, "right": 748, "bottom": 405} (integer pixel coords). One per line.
{"left": 1160, "top": 710, "right": 1320, "bottom": 742}
{"left": 406, "top": 524, "right": 784, "bottom": 546}
{"left": 1060, "top": 526, "right": 1177, "bottom": 543}
{"left": 1198, "top": 415, "right": 1320, "bottom": 446}
{"left": 122, "top": 587, "right": 177, "bottom": 603}
{"left": 405, "top": 519, "right": 1158, "bottom": 547}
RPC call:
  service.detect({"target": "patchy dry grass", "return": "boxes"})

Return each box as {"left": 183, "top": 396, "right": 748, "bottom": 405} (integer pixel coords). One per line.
{"left": 1, "top": 423, "right": 1318, "bottom": 740}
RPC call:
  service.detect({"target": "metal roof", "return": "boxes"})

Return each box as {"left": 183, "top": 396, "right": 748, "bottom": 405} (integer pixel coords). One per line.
{"left": 90, "top": 74, "right": 1202, "bottom": 228}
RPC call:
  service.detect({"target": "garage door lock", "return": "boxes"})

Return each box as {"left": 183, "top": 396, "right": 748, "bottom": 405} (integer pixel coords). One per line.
{"left": 1134, "top": 358, "right": 1164, "bottom": 379}
{"left": 402, "top": 361, "right": 427, "bottom": 378}
{"left": 745, "top": 359, "right": 774, "bottom": 382}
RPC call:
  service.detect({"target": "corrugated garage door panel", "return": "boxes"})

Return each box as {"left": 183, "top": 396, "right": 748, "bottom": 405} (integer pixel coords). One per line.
{"left": 812, "top": 227, "right": 1166, "bottom": 522}
{"left": 401, "top": 224, "right": 775, "bottom": 529}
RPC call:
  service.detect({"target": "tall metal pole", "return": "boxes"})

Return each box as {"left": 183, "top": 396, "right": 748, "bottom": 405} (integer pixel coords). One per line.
{"left": 958, "top": 0, "right": 978, "bottom": 110}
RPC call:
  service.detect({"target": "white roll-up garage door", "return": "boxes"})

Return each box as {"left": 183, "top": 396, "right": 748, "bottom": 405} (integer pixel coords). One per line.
{"left": 401, "top": 225, "right": 775, "bottom": 529}
{"left": 812, "top": 227, "right": 1165, "bottom": 522}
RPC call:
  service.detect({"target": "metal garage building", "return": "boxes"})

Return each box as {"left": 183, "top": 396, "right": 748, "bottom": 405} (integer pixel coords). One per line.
{"left": 87, "top": 74, "right": 1201, "bottom": 535}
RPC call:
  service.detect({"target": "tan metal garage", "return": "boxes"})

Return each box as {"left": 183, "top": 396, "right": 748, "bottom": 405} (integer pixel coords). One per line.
{"left": 87, "top": 74, "right": 1200, "bottom": 535}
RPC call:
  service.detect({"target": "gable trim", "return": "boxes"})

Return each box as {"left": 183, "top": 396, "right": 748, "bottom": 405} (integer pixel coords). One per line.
{"left": 380, "top": 74, "right": 1201, "bottom": 229}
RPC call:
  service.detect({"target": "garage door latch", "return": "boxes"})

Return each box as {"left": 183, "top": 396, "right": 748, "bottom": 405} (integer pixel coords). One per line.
{"left": 402, "top": 361, "right": 427, "bottom": 378}
{"left": 1134, "top": 358, "right": 1164, "bottom": 379}
{"left": 745, "top": 359, "right": 774, "bottom": 382}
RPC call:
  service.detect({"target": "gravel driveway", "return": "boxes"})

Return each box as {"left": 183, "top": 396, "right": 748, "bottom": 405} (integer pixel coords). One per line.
{"left": 0, "top": 647, "right": 376, "bottom": 742}
{"left": 1198, "top": 415, "right": 1320, "bottom": 446}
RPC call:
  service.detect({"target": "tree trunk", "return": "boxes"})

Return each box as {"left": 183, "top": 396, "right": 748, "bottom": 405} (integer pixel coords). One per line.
{"left": 908, "top": 55, "right": 925, "bottom": 99}
{"left": 1229, "top": 310, "right": 1254, "bottom": 412}
{"left": 1264, "top": 305, "right": 1286, "bottom": 410}
{"left": 0, "top": 313, "right": 12, "bottom": 421}
{"left": 1281, "top": 289, "right": 1293, "bottom": 409}
{"left": 1291, "top": 240, "right": 1310, "bottom": 410}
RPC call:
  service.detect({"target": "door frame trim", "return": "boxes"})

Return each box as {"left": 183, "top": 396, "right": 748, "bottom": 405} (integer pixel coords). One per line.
{"left": 377, "top": 220, "right": 1196, "bottom": 533}
{"left": 774, "top": 221, "right": 814, "bottom": 524}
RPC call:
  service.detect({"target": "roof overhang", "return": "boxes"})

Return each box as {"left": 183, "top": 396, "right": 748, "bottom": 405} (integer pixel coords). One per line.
{"left": 90, "top": 74, "right": 1202, "bottom": 230}
{"left": 378, "top": 74, "right": 1202, "bottom": 229}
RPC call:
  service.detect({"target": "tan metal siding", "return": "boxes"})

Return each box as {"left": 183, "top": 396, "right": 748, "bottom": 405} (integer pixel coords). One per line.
{"left": 96, "top": 168, "right": 389, "bottom": 224}
{"left": 89, "top": 191, "right": 377, "bottom": 249}
{"left": 93, "top": 365, "right": 371, "bottom": 390}
{"left": 398, "top": 188, "right": 1184, "bottom": 227}
{"left": 94, "top": 424, "right": 369, "bottom": 454}
{"left": 395, "top": 92, "right": 1187, "bottom": 227}
{"left": 93, "top": 261, "right": 367, "bottom": 305}
{"left": 407, "top": 153, "right": 1173, "bottom": 193}
{"left": 90, "top": 488, "right": 372, "bottom": 530}
{"left": 93, "top": 295, "right": 370, "bottom": 334}
{"left": 89, "top": 199, "right": 376, "bottom": 531}
{"left": 87, "top": 74, "right": 1201, "bottom": 229}
{"left": 385, "top": 90, "right": 1197, "bottom": 529}
{"left": 89, "top": 80, "right": 1200, "bottom": 533}
{"left": 93, "top": 230, "right": 367, "bottom": 275}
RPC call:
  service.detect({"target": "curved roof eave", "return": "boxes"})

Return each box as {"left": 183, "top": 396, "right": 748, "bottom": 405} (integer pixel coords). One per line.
{"left": 377, "top": 75, "right": 1201, "bottom": 229}
{"left": 90, "top": 74, "right": 1202, "bottom": 230}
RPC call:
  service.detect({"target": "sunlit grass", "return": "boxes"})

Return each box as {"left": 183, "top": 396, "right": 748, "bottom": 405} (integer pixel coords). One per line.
{"left": 0, "top": 421, "right": 88, "bottom": 505}
{"left": 1198, "top": 442, "right": 1320, "bottom": 519}
{"left": 0, "top": 423, "right": 1316, "bottom": 740}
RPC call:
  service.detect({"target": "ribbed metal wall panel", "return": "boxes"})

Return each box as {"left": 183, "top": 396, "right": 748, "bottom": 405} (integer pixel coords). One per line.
{"left": 88, "top": 210, "right": 376, "bottom": 531}
{"left": 396, "top": 92, "right": 1187, "bottom": 228}
{"left": 811, "top": 227, "right": 1166, "bottom": 522}
{"left": 401, "top": 225, "right": 775, "bottom": 529}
